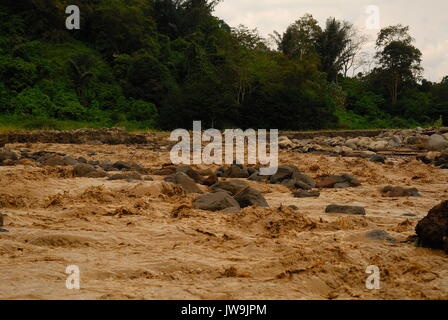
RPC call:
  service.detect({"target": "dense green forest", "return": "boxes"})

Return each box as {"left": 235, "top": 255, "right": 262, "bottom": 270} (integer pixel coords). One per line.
{"left": 0, "top": 0, "right": 447, "bottom": 131}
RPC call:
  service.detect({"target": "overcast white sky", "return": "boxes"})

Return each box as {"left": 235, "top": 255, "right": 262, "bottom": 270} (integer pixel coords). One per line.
{"left": 215, "top": 0, "right": 448, "bottom": 82}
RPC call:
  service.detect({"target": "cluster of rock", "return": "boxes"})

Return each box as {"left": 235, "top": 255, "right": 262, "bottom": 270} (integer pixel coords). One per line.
{"left": 417, "top": 151, "right": 448, "bottom": 169}
{"left": 278, "top": 128, "right": 448, "bottom": 155}
{"left": 193, "top": 180, "right": 269, "bottom": 213}
{"left": 0, "top": 128, "right": 147, "bottom": 147}
{"left": 0, "top": 148, "right": 151, "bottom": 181}
{"left": 153, "top": 162, "right": 369, "bottom": 213}
{"left": 152, "top": 164, "right": 270, "bottom": 213}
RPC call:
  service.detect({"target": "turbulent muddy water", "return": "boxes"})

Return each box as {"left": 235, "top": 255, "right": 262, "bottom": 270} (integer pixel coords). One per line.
{"left": 0, "top": 141, "right": 447, "bottom": 300}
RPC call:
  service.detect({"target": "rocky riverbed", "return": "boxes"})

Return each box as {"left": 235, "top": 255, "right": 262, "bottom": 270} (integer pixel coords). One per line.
{"left": 0, "top": 128, "right": 447, "bottom": 300}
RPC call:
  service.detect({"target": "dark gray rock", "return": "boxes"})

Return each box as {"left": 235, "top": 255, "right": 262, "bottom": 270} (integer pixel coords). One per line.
{"left": 0, "top": 149, "right": 18, "bottom": 162}
{"left": 416, "top": 201, "right": 448, "bottom": 253}
{"left": 270, "top": 165, "right": 315, "bottom": 190}
{"left": 292, "top": 171, "right": 316, "bottom": 189}
{"left": 77, "top": 156, "right": 88, "bottom": 164}
{"left": 369, "top": 154, "right": 386, "bottom": 163}
{"left": 293, "top": 190, "right": 320, "bottom": 198}
{"left": 270, "top": 165, "right": 297, "bottom": 184}
{"left": 402, "top": 213, "right": 418, "bottom": 217}
{"left": 176, "top": 165, "right": 204, "bottom": 183}
{"left": 317, "top": 174, "right": 361, "bottom": 189}
{"left": 73, "top": 163, "right": 96, "bottom": 177}
{"left": 234, "top": 187, "right": 269, "bottom": 208}
{"left": 62, "top": 156, "right": 79, "bottom": 166}
{"left": 174, "top": 172, "right": 203, "bottom": 194}
{"left": 108, "top": 171, "right": 142, "bottom": 181}
{"left": 215, "top": 167, "right": 226, "bottom": 177}
{"left": 248, "top": 172, "right": 266, "bottom": 182}
{"left": 365, "top": 229, "right": 396, "bottom": 242}
{"left": 211, "top": 180, "right": 249, "bottom": 195}
{"left": 113, "top": 160, "right": 133, "bottom": 171}
{"left": 325, "top": 205, "right": 366, "bottom": 215}
{"left": 381, "top": 186, "right": 421, "bottom": 197}
{"left": 193, "top": 191, "right": 241, "bottom": 212}
{"left": 334, "top": 182, "right": 352, "bottom": 189}
{"left": 73, "top": 163, "right": 107, "bottom": 178}
{"left": 223, "top": 164, "right": 250, "bottom": 178}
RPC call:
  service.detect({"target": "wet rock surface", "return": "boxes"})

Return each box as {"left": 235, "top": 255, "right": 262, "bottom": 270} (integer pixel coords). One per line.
{"left": 416, "top": 201, "right": 448, "bottom": 253}
{"left": 317, "top": 174, "right": 361, "bottom": 189}
{"left": 381, "top": 186, "right": 421, "bottom": 197}
{"left": 325, "top": 205, "right": 366, "bottom": 215}
{"left": 292, "top": 190, "right": 320, "bottom": 198}
{"left": 172, "top": 172, "right": 203, "bottom": 194}
{"left": 192, "top": 191, "right": 241, "bottom": 212}
{"left": 365, "top": 229, "right": 396, "bottom": 242}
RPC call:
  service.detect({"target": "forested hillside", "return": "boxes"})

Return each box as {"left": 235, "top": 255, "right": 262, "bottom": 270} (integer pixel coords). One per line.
{"left": 0, "top": 0, "right": 447, "bottom": 130}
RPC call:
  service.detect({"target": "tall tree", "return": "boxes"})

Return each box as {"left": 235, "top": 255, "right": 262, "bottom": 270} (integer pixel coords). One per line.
{"left": 272, "top": 14, "right": 321, "bottom": 60}
{"left": 375, "top": 25, "right": 422, "bottom": 104}
{"left": 316, "top": 18, "right": 354, "bottom": 82}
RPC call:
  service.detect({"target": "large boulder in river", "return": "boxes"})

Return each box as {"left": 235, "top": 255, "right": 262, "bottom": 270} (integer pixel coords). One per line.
{"left": 211, "top": 180, "right": 249, "bottom": 195}
{"left": 426, "top": 134, "right": 448, "bottom": 151}
{"left": 234, "top": 187, "right": 269, "bottom": 208}
{"left": 416, "top": 201, "right": 448, "bottom": 253}
{"left": 193, "top": 191, "right": 240, "bottom": 212}
{"left": 174, "top": 172, "right": 203, "bottom": 194}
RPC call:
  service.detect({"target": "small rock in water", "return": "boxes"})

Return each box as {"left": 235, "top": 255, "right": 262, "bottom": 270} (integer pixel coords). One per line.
{"left": 365, "top": 229, "right": 396, "bottom": 242}
{"left": 153, "top": 167, "right": 177, "bottom": 176}
{"left": 325, "top": 205, "right": 366, "bottom": 215}
{"left": 222, "top": 164, "right": 250, "bottom": 178}
{"left": 248, "top": 172, "right": 267, "bottom": 182}
{"left": 292, "top": 190, "right": 320, "bottom": 198}
{"left": 108, "top": 171, "right": 142, "bottom": 181}
{"left": 202, "top": 174, "right": 219, "bottom": 186}
{"left": 369, "top": 154, "right": 386, "bottom": 163}
{"left": 402, "top": 213, "right": 418, "bottom": 217}
{"left": 177, "top": 165, "right": 204, "bottom": 183}
{"left": 73, "top": 163, "right": 107, "bottom": 178}
{"left": 317, "top": 174, "right": 360, "bottom": 189}
{"left": 381, "top": 186, "right": 421, "bottom": 197}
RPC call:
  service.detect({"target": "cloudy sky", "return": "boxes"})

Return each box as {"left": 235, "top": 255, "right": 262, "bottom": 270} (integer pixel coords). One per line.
{"left": 215, "top": 0, "right": 448, "bottom": 82}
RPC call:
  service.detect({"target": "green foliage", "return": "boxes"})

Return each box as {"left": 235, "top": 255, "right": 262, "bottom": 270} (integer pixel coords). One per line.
{"left": 0, "top": 1, "right": 446, "bottom": 131}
